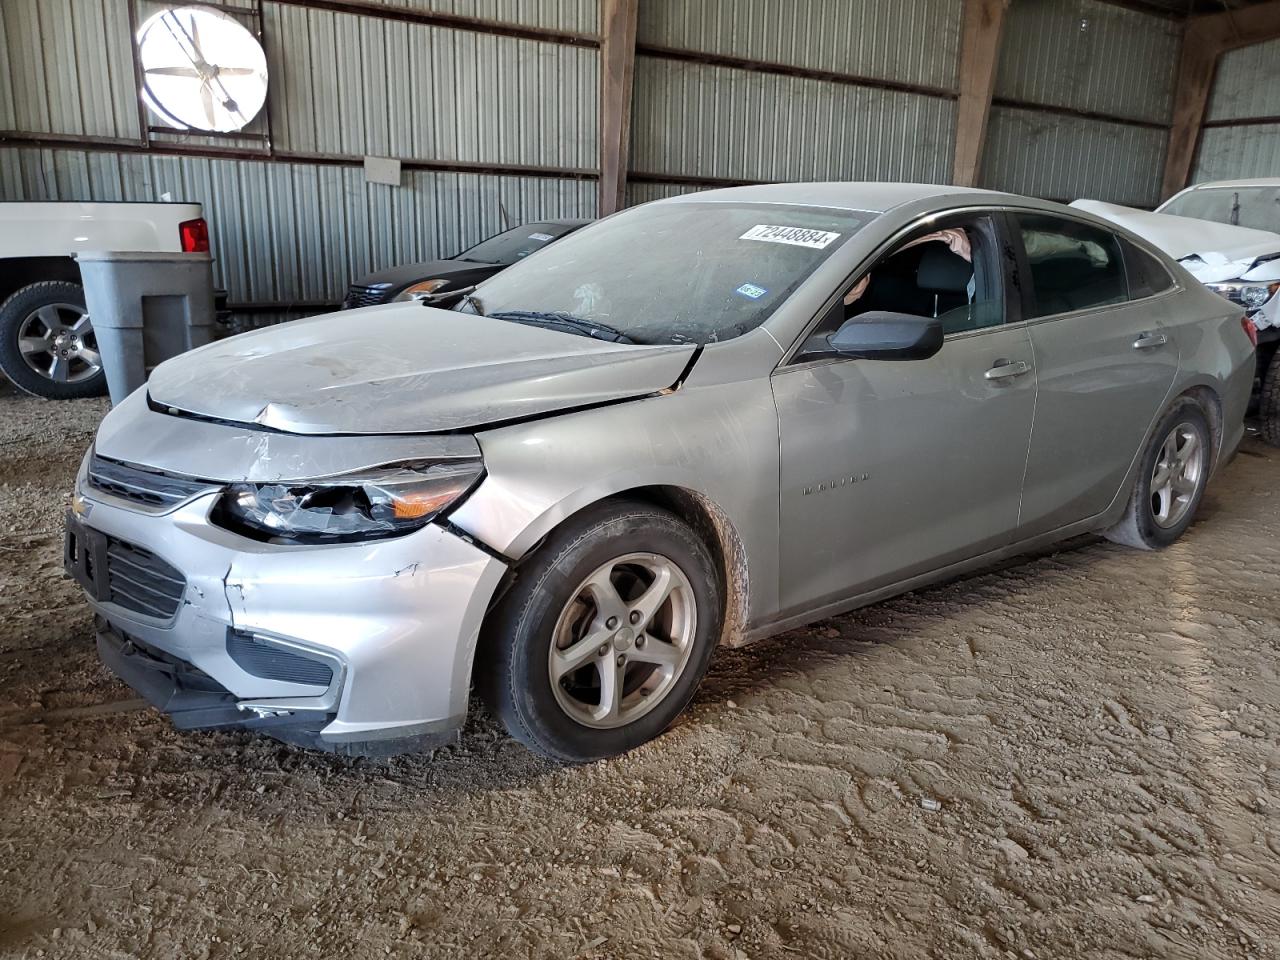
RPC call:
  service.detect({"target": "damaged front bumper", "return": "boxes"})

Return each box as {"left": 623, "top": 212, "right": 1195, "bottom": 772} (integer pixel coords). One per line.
{"left": 66, "top": 459, "right": 507, "bottom": 756}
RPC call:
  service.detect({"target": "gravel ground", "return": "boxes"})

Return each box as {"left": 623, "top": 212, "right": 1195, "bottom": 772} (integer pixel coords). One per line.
{"left": 1, "top": 384, "right": 1278, "bottom": 960}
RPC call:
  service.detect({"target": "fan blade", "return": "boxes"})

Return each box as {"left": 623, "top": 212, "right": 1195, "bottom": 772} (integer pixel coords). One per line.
{"left": 189, "top": 14, "right": 203, "bottom": 61}
{"left": 145, "top": 66, "right": 202, "bottom": 78}
{"left": 216, "top": 67, "right": 257, "bottom": 77}
{"left": 201, "top": 83, "right": 217, "bottom": 128}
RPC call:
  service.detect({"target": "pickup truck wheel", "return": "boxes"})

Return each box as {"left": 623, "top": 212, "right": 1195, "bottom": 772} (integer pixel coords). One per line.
{"left": 0, "top": 281, "right": 107, "bottom": 399}
{"left": 480, "top": 501, "right": 723, "bottom": 763}
{"left": 1260, "top": 347, "right": 1280, "bottom": 447}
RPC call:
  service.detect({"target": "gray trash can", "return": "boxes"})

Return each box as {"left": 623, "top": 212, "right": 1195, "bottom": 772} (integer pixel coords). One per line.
{"left": 76, "top": 251, "right": 217, "bottom": 405}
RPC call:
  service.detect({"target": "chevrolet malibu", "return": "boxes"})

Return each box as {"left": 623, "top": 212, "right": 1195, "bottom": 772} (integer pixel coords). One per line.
{"left": 66, "top": 183, "right": 1254, "bottom": 762}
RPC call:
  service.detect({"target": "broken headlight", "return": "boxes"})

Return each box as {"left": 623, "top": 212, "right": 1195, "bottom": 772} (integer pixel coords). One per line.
{"left": 1240, "top": 282, "right": 1279, "bottom": 310}
{"left": 215, "top": 460, "right": 483, "bottom": 543}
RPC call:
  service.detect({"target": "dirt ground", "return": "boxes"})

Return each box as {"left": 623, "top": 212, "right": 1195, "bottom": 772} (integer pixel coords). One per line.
{"left": 0, "top": 384, "right": 1277, "bottom": 960}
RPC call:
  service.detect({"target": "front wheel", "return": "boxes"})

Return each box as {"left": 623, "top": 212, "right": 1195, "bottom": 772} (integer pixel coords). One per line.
{"left": 480, "top": 501, "right": 723, "bottom": 762}
{"left": 1104, "top": 399, "right": 1212, "bottom": 550}
{"left": 0, "top": 281, "right": 107, "bottom": 399}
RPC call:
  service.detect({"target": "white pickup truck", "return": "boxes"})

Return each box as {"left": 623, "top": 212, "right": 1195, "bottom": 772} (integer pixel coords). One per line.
{"left": 0, "top": 200, "right": 210, "bottom": 399}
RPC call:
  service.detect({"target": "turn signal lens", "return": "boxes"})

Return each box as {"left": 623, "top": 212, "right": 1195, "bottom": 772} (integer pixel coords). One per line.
{"left": 179, "top": 217, "right": 210, "bottom": 253}
{"left": 1242, "top": 315, "right": 1259, "bottom": 348}
{"left": 391, "top": 490, "right": 458, "bottom": 519}
{"left": 393, "top": 279, "right": 450, "bottom": 302}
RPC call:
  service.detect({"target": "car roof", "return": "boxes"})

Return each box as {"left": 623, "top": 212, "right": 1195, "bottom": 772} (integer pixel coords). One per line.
{"left": 1181, "top": 178, "right": 1280, "bottom": 190}
{"left": 658, "top": 181, "right": 1020, "bottom": 215}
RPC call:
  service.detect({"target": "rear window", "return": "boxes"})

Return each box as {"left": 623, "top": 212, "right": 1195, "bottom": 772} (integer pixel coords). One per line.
{"left": 1016, "top": 214, "right": 1127, "bottom": 317}
{"left": 1121, "top": 238, "right": 1175, "bottom": 300}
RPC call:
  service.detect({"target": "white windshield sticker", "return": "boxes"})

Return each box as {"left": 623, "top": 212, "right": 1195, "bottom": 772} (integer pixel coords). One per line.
{"left": 740, "top": 224, "right": 841, "bottom": 249}
{"left": 528, "top": 232, "right": 554, "bottom": 242}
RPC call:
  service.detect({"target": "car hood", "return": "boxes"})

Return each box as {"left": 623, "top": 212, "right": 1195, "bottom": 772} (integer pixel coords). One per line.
{"left": 147, "top": 303, "right": 696, "bottom": 435}
{"left": 353, "top": 258, "right": 492, "bottom": 289}
{"left": 1070, "top": 199, "right": 1280, "bottom": 281}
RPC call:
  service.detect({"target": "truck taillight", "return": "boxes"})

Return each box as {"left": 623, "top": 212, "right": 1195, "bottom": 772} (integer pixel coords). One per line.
{"left": 1242, "top": 315, "right": 1259, "bottom": 348}
{"left": 179, "top": 217, "right": 209, "bottom": 253}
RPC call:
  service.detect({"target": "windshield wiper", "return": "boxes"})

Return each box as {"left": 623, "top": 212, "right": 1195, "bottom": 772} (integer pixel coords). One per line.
{"left": 488, "top": 310, "right": 635, "bottom": 344}
{"left": 418, "top": 285, "right": 485, "bottom": 315}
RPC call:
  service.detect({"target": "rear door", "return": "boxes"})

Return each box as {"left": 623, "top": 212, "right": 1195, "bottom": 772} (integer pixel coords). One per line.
{"left": 1011, "top": 213, "right": 1180, "bottom": 536}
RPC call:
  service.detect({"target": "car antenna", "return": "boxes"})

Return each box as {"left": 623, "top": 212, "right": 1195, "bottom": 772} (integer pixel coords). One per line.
{"left": 498, "top": 200, "right": 512, "bottom": 230}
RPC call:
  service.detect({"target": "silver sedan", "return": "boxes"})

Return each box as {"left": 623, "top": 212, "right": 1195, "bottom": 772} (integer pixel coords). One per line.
{"left": 66, "top": 183, "right": 1254, "bottom": 761}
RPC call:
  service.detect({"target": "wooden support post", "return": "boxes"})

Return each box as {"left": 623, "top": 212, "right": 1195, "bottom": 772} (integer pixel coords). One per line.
{"left": 1162, "top": 0, "right": 1280, "bottom": 200}
{"left": 598, "top": 0, "right": 639, "bottom": 216}
{"left": 952, "top": 0, "right": 1008, "bottom": 188}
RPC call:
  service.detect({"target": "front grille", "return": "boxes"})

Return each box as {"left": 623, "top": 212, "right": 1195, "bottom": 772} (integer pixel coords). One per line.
{"left": 342, "top": 283, "right": 391, "bottom": 309}
{"left": 87, "top": 454, "right": 214, "bottom": 509}
{"left": 104, "top": 537, "right": 186, "bottom": 619}
{"left": 226, "top": 631, "right": 334, "bottom": 686}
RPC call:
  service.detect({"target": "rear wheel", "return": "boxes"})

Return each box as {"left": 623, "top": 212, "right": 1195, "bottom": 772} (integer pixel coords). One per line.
{"left": 480, "top": 501, "right": 722, "bottom": 762}
{"left": 1259, "top": 346, "right": 1280, "bottom": 447}
{"left": 1104, "top": 399, "right": 1211, "bottom": 550}
{"left": 0, "top": 281, "right": 107, "bottom": 399}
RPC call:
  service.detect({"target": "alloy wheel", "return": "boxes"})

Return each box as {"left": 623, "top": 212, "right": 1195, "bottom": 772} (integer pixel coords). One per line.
{"left": 549, "top": 552, "right": 698, "bottom": 729}
{"left": 17, "top": 303, "right": 102, "bottom": 384}
{"left": 1150, "top": 421, "right": 1204, "bottom": 529}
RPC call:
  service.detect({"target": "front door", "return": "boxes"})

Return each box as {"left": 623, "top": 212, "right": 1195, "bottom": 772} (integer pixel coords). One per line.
{"left": 771, "top": 212, "right": 1038, "bottom": 619}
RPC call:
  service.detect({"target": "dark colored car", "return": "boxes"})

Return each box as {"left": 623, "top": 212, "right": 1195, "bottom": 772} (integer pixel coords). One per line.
{"left": 342, "top": 219, "right": 590, "bottom": 309}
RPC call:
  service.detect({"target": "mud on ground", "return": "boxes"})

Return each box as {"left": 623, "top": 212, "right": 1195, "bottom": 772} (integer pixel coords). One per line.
{"left": 1, "top": 384, "right": 1278, "bottom": 959}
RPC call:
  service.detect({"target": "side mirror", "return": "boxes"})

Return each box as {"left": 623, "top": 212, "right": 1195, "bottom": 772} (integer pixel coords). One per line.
{"left": 802, "top": 311, "right": 943, "bottom": 361}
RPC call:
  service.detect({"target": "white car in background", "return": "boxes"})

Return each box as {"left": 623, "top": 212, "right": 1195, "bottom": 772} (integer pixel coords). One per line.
{"left": 0, "top": 200, "right": 211, "bottom": 400}
{"left": 1074, "top": 178, "right": 1280, "bottom": 444}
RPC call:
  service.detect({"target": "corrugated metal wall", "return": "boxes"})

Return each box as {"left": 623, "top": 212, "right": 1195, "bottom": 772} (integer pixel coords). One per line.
{"left": 994, "top": 0, "right": 1178, "bottom": 123}
{"left": 0, "top": 0, "right": 142, "bottom": 142}
{"left": 2, "top": 147, "right": 594, "bottom": 308}
{"left": 983, "top": 108, "right": 1168, "bottom": 206}
{"left": 261, "top": 3, "right": 597, "bottom": 169}
{"left": 630, "top": 58, "right": 956, "bottom": 185}
{"left": 1, "top": 0, "right": 1198, "bottom": 320}
{"left": 0, "top": 0, "right": 599, "bottom": 319}
{"left": 629, "top": 0, "right": 963, "bottom": 191}
{"left": 321, "top": 0, "right": 599, "bottom": 35}
{"left": 981, "top": 0, "right": 1180, "bottom": 207}
{"left": 637, "top": 0, "right": 962, "bottom": 90}
{"left": 1192, "top": 37, "right": 1280, "bottom": 183}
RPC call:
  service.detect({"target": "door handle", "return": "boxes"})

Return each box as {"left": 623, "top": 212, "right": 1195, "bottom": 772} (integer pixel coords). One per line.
{"left": 1133, "top": 331, "right": 1168, "bottom": 349}
{"left": 984, "top": 359, "right": 1031, "bottom": 381}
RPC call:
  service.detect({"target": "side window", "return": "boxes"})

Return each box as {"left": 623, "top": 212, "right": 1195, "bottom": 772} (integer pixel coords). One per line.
{"left": 836, "top": 215, "right": 1005, "bottom": 336}
{"left": 1016, "top": 215, "right": 1127, "bottom": 317}
{"left": 1121, "top": 238, "right": 1176, "bottom": 300}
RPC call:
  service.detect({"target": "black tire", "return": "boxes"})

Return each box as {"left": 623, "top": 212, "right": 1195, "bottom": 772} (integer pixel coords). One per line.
{"left": 1260, "top": 347, "right": 1280, "bottom": 447}
{"left": 0, "top": 281, "right": 107, "bottom": 399}
{"left": 1104, "top": 398, "right": 1212, "bottom": 550}
{"left": 479, "top": 500, "right": 723, "bottom": 763}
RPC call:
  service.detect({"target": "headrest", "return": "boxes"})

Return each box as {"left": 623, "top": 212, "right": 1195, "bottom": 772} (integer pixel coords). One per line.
{"left": 916, "top": 244, "right": 972, "bottom": 293}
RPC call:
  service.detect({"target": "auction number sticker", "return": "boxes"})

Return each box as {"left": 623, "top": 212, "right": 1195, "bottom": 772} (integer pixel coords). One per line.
{"left": 740, "top": 224, "right": 841, "bottom": 249}
{"left": 528, "top": 232, "right": 554, "bottom": 242}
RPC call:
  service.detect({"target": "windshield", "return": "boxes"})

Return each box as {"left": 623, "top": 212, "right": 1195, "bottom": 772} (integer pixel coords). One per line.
{"left": 454, "top": 223, "right": 579, "bottom": 265}
{"left": 1159, "top": 185, "right": 1280, "bottom": 233}
{"left": 464, "top": 202, "right": 871, "bottom": 345}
